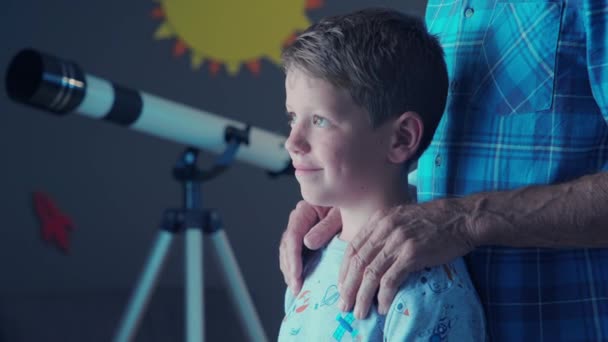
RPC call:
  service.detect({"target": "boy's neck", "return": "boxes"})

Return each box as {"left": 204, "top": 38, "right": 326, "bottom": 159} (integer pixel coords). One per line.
{"left": 338, "top": 184, "right": 411, "bottom": 242}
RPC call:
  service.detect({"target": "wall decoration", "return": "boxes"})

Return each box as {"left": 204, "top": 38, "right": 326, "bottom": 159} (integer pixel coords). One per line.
{"left": 151, "top": 0, "right": 324, "bottom": 76}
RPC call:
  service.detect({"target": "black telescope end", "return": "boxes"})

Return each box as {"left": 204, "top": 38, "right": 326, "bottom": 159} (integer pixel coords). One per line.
{"left": 6, "top": 49, "right": 43, "bottom": 103}
{"left": 5, "top": 48, "right": 86, "bottom": 115}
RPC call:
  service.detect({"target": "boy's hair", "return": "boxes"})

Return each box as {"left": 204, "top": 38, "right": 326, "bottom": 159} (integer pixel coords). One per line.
{"left": 282, "top": 8, "right": 448, "bottom": 160}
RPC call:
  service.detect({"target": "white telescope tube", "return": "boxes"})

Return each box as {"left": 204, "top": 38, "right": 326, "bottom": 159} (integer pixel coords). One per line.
{"left": 5, "top": 49, "right": 292, "bottom": 174}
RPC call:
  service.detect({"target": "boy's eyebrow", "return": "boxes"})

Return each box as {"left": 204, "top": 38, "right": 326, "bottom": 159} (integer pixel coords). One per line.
{"left": 284, "top": 104, "right": 343, "bottom": 121}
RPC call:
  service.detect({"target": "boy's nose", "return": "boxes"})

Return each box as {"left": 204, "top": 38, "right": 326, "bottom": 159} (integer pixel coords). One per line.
{"left": 284, "top": 128, "right": 310, "bottom": 155}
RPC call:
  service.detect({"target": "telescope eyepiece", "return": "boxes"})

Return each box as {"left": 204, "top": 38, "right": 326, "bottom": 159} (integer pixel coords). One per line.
{"left": 5, "top": 49, "right": 86, "bottom": 115}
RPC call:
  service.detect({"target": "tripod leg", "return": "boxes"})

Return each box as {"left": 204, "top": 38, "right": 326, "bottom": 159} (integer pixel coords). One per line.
{"left": 209, "top": 229, "right": 269, "bottom": 342}
{"left": 114, "top": 230, "right": 174, "bottom": 342}
{"left": 185, "top": 227, "right": 204, "bottom": 342}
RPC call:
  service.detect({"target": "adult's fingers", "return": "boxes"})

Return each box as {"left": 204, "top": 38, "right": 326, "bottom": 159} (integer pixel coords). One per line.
{"left": 338, "top": 209, "right": 389, "bottom": 290}
{"left": 353, "top": 248, "right": 396, "bottom": 319}
{"left": 376, "top": 250, "right": 416, "bottom": 315}
{"left": 286, "top": 201, "right": 321, "bottom": 236}
{"left": 338, "top": 212, "right": 390, "bottom": 312}
{"left": 304, "top": 207, "right": 342, "bottom": 250}
{"left": 278, "top": 239, "right": 289, "bottom": 286}
{"left": 280, "top": 201, "right": 319, "bottom": 294}
{"left": 279, "top": 229, "right": 302, "bottom": 294}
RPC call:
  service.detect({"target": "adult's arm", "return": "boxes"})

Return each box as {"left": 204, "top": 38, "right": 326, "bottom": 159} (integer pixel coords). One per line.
{"left": 338, "top": 171, "right": 608, "bottom": 319}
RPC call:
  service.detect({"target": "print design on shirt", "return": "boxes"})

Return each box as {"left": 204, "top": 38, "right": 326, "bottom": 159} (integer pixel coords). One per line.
{"left": 321, "top": 285, "right": 340, "bottom": 307}
{"left": 295, "top": 290, "right": 311, "bottom": 313}
{"left": 417, "top": 304, "right": 456, "bottom": 341}
{"left": 333, "top": 312, "right": 360, "bottom": 341}
{"left": 282, "top": 289, "right": 313, "bottom": 335}
{"left": 420, "top": 263, "right": 461, "bottom": 294}
{"left": 393, "top": 294, "right": 411, "bottom": 317}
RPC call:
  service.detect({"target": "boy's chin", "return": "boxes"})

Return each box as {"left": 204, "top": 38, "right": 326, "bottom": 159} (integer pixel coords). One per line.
{"left": 300, "top": 190, "right": 334, "bottom": 208}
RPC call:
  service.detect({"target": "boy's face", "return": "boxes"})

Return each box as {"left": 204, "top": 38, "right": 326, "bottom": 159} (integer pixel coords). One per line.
{"left": 284, "top": 69, "right": 395, "bottom": 208}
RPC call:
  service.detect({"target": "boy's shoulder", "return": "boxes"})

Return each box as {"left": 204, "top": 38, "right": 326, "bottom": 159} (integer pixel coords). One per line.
{"left": 384, "top": 257, "right": 486, "bottom": 340}
{"left": 283, "top": 237, "right": 345, "bottom": 313}
{"left": 397, "top": 257, "right": 472, "bottom": 296}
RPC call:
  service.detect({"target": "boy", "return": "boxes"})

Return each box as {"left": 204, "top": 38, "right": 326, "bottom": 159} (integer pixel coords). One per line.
{"left": 278, "top": 8, "right": 486, "bottom": 341}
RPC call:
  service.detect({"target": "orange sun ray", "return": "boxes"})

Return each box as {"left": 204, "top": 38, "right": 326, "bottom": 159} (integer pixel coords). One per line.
{"left": 151, "top": 7, "right": 164, "bottom": 19}
{"left": 246, "top": 60, "right": 261, "bottom": 75}
{"left": 173, "top": 40, "right": 188, "bottom": 57}
{"left": 306, "top": 0, "right": 324, "bottom": 10}
{"left": 208, "top": 61, "right": 221, "bottom": 75}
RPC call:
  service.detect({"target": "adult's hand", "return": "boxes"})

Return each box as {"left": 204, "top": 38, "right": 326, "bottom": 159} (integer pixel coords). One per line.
{"left": 279, "top": 200, "right": 342, "bottom": 295}
{"left": 338, "top": 198, "right": 478, "bottom": 319}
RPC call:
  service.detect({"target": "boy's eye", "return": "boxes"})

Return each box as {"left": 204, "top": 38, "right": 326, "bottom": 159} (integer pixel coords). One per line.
{"left": 312, "top": 114, "right": 328, "bottom": 128}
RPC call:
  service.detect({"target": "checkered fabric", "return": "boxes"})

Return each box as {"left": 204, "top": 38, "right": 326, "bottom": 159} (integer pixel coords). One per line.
{"left": 419, "top": 0, "right": 608, "bottom": 340}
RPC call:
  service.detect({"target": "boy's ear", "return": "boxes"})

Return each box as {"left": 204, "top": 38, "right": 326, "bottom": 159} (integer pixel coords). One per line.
{"left": 387, "top": 111, "right": 423, "bottom": 164}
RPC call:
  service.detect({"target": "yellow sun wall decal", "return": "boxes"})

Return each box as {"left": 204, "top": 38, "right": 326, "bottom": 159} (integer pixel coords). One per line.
{"left": 151, "top": 0, "right": 324, "bottom": 76}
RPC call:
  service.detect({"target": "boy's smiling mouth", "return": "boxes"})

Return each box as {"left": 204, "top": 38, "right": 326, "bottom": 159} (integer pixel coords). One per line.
{"left": 293, "top": 163, "right": 323, "bottom": 176}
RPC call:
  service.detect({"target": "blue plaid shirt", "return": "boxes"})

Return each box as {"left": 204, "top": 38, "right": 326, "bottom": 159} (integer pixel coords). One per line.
{"left": 420, "top": 0, "right": 608, "bottom": 341}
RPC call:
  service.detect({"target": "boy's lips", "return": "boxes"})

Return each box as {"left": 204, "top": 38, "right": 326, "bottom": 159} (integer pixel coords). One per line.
{"left": 293, "top": 163, "right": 322, "bottom": 176}
{"left": 292, "top": 163, "right": 322, "bottom": 171}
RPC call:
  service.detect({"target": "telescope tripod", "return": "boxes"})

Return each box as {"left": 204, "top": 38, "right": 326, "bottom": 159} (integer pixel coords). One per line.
{"left": 114, "top": 144, "right": 268, "bottom": 342}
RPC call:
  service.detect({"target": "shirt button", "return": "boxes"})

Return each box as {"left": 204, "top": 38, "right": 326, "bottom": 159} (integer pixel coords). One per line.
{"left": 464, "top": 7, "right": 474, "bottom": 18}
{"left": 435, "top": 154, "right": 442, "bottom": 167}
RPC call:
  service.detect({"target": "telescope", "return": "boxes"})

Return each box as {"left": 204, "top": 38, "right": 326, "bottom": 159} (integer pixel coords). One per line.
{"left": 6, "top": 48, "right": 282, "bottom": 342}
{"left": 5, "top": 48, "right": 293, "bottom": 175}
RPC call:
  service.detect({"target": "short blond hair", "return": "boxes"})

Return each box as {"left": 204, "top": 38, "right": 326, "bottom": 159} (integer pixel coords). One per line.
{"left": 282, "top": 7, "right": 448, "bottom": 159}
